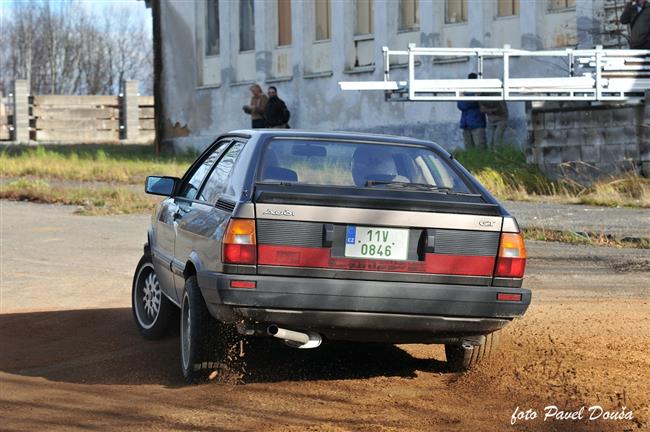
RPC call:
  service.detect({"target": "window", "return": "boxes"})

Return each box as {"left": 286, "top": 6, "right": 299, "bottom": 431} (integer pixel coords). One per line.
{"left": 205, "top": 0, "right": 220, "bottom": 55}
{"left": 199, "top": 142, "right": 245, "bottom": 203}
{"left": 445, "top": 0, "right": 468, "bottom": 23}
{"left": 355, "top": 0, "right": 373, "bottom": 36}
{"left": 399, "top": 0, "right": 419, "bottom": 31}
{"left": 549, "top": 0, "right": 576, "bottom": 10}
{"left": 497, "top": 0, "right": 519, "bottom": 17}
{"left": 258, "top": 139, "right": 471, "bottom": 192}
{"left": 278, "top": 0, "right": 292, "bottom": 46}
{"left": 239, "top": 0, "right": 255, "bottom": 52}
{"left": 315, "top": 0, "right": 331, "bottom": 41}
{"left": 179, "top": 142, "right": 231, "bottom": 200}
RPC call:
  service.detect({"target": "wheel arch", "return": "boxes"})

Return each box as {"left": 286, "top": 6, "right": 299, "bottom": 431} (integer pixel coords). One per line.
{"left": 183, "top": 251, "right": 203, "bottom": 280}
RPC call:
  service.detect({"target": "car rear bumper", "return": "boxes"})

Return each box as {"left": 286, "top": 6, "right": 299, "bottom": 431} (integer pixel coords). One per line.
{"left": 198, "top": 271, "right": 530, "bottom": 343}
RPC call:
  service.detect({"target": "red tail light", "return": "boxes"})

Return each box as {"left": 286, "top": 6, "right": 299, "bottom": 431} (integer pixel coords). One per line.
{"left": 494, "top": 233, "right": 526, "bottom": 278}
{"left": 223, "top": 219, "right": 257, "bottom": 265}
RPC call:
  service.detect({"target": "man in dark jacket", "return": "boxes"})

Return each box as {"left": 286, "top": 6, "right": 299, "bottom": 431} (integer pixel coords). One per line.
{"left": 265, "top": 86, "right": 290, "bottom": 128}
{"left": 620, "top": 0, "right": 650, "bottom": 49}
{"left": 457, "top": 73, "right": 486, "bottom": 150}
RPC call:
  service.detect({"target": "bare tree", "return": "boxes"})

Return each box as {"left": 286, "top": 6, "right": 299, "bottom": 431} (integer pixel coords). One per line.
{"left": 0, "top": 0, "right": 153, "bottom": 95}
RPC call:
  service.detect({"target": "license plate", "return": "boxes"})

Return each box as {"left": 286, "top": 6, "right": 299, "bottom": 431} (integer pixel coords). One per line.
{"left": 344, "top": 225, "right": 409, "bottom": 261}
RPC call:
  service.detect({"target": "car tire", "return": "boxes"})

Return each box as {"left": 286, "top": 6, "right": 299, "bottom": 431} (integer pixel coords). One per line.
{"left": 180, "top": 275, "right": 222, "bottom": 383}
{"left": 132, "top": 253, "right": 175, "bottom": 340}
{"left": 445, "top": 330, "right": 501, "bottom": 372}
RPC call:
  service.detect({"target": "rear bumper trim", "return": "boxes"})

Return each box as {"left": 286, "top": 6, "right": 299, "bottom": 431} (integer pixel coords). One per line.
{"left": 198, "top": 271, "right": 531, "bottom": 320}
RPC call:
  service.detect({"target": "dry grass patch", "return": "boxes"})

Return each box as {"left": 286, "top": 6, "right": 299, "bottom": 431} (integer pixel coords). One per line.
{"left": 0, "top": 178, "right": 158, "bottom": 215}
{"left": 523, "top": 227, "right": 650, "bottom": 249}
{"left": 0, "top": 144, "right": 194, "bottom": 185}
{"left": 455, "top": 146, "right": 650, "bottom": 208}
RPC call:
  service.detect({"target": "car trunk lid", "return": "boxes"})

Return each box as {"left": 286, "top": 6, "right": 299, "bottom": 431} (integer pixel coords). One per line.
{"left": 253, "top": 185, "right": 503, "bottom": 286}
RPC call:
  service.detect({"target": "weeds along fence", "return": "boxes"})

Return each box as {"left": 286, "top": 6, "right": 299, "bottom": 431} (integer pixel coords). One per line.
{"left": 1, "top": 80, "right": 154, "bottom": 144}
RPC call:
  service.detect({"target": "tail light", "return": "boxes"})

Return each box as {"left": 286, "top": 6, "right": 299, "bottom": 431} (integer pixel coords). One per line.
{"left": 223, "top": 219, "right": 257, "bottom": 265}
{"left": 494, "top": 232, "right": 526, "bottom": 278}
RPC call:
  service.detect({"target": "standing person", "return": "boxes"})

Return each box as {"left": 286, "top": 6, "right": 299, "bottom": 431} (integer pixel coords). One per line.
{"left": 480, "top": 99, "right": 509, "bottom": 150}
{"left": 242, "top": 84, "right": 267, "bottom": 128}
{"left": 264, "top": 86, "right": 290, "bottom": 129}
{"left": 620, "top": 0, "right": 650, "bottom": 49}
{"left": 457, "top": 73, "right": 486, "bottom": 150}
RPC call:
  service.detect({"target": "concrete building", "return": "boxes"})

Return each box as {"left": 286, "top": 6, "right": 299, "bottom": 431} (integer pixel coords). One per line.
{"left": 147, "top": 0, "right": 630, "bottom": 153}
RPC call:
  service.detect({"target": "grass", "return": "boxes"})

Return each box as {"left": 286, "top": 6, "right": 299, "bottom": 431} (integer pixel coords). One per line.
{"left": 0, "top": 178, "right": 158, "bottom": 215}
{"left": 454, "top": 145, "right": 650, "bottom": 208}
{"left": 0, "top": 144, "right": 195, "bottom": 184}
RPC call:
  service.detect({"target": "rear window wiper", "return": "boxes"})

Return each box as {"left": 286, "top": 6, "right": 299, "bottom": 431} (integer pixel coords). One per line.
{"left": 364, "top": 180, "right": 480, "bottom": 196}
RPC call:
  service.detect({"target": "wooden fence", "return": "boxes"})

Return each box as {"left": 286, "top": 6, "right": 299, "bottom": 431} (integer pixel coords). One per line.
{"left": 1, "top": 80, "right": 154, "bottom": 143}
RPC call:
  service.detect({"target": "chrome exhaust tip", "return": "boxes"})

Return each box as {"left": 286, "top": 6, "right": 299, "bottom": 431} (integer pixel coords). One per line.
{"left": 267, "top": 325, "right": 322, "bottom": 349}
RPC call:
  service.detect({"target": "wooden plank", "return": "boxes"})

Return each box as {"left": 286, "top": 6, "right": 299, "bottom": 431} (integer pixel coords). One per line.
{"left": 35, "top": 129, "right": 120, "bottom": 142}
{"left": 32, "top": 107, "right": 119, "bottom": 119}
{"left": 0, "top": 125, "right": 9, "bottom": 140}
{"left": 33, "top": 95, "right": 119, "bottom": 107}
{"left": 138, "top": 107, "right": 155, "bottom": 118}
{"left": 138, "top": 130, "right": 155, "bottom": 142}
{"left": 138, "top": 96, "right": 154, "bottom": 106}
{"left": 34, "top": 118, "right": 120, "bottom": 131}
{"left": 139, "top": 119, "right": 155, "bottom": 130}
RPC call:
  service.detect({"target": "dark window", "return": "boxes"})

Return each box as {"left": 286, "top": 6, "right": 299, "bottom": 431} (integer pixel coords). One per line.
{"left": 199, "top": 142, "right": 246, "bottom": 203}
{"left": 240, "top": 0, "right": 255, "bottom": 52}
{"left": 178, "top": 141, "right": 231, "bottom": 200}
{"left": 206, "top": 0, "right": 220, "bottom": 56}
{"left": 258, "top": 139, "right": 471, "bottom": 193}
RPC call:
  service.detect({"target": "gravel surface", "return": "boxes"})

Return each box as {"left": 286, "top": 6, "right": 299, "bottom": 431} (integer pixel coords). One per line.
{"left": 1, "top": 200, "right": 649, "bottom": 431}
{"left": 505, "top": 200, "right": 650, "bottom": 240}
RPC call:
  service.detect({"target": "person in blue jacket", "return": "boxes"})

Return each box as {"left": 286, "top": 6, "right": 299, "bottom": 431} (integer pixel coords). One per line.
{"left": 457, "top": 73, "right": 486, "bottom": 150}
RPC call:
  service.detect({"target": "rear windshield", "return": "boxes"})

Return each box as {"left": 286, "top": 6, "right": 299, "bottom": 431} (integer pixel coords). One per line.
{"left": 257, "top": 139, "right": 472, "bottom": 193}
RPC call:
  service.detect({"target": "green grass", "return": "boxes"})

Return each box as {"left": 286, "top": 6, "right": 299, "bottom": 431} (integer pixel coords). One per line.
{"left": 0, "top": 144, "right": 196, "bottom": 184}
{"left": 454, "top": 145, "right": 650, "bottom": 208}
{"left": 0, "top": 178, "right": 158, "bottom": 215}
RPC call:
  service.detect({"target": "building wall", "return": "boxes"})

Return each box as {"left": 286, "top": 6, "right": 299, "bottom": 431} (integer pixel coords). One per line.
{"left": 157, "top": 0, "right": 608, "bottom": 153}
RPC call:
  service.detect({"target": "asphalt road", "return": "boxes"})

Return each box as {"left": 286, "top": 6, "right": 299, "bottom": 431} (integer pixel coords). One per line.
{"left": 1, "top": 200, "right": 649, "bottom": 431}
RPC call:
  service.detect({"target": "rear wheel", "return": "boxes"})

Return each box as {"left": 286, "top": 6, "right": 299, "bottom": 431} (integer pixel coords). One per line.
{"left": 445, "top": 331, "right": 500, "bottom": 372}
{"left": 180, "top": 275, "right": 228, "bottom": 383}
{"left": 132, "top": 254, "right": 174, "bottom": 340}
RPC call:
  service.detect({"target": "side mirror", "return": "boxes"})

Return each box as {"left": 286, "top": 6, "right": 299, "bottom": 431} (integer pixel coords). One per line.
{"left": 145, "top": 176, "right": 180, "bottom": 197}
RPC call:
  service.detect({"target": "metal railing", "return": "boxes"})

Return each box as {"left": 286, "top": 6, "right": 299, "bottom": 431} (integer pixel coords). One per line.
{"left": 339, "top": 44, "right": 650, "bottom": 102}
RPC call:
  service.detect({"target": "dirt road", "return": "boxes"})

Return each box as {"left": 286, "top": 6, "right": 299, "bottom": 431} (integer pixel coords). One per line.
{"left": 1, "top": 200, "right": 649, "bottom": 431}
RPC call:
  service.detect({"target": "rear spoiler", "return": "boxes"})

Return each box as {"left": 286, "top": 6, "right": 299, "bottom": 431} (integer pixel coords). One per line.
{"left": 254, "top": 184, "right": 502, "bottom": 216}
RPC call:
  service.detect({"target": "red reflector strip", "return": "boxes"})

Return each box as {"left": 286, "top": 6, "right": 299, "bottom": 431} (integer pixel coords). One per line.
{"left": 230, "top": 280, "right": 256, "bottom": 289}
{"left": 258, "top": 245, "right": 495, "bottom": 277}
{"left": 497, "top": 292, "right": 522, "bottom": 302}
{"left": 425, "top": 254, "right": 495, "bottom": 277}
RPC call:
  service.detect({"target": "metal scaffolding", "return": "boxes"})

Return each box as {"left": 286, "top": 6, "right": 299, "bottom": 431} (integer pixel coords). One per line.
{"left": 339, "top": 44, "right": 650, "bottom": 102}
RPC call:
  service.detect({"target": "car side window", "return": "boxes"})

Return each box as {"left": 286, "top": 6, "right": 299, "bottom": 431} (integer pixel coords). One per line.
{"left": 199, "top": 141, "right": 245, "bottom": 203}
{"left": 178, "top": 140, "right": 231, "bottom": 200}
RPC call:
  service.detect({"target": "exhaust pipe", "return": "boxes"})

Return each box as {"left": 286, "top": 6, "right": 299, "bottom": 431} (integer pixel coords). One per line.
{"left": 267, "top": 325, "right": 322, "bottom": 349}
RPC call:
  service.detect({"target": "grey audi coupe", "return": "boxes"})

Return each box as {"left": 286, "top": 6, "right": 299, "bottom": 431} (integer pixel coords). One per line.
{"left": 132, "top": 130, "right": 530, "bottom": 382}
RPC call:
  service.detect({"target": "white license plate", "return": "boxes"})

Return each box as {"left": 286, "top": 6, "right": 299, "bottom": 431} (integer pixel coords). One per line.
{"left": 344, "top": 225, "right": 409, "bottom": 261}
